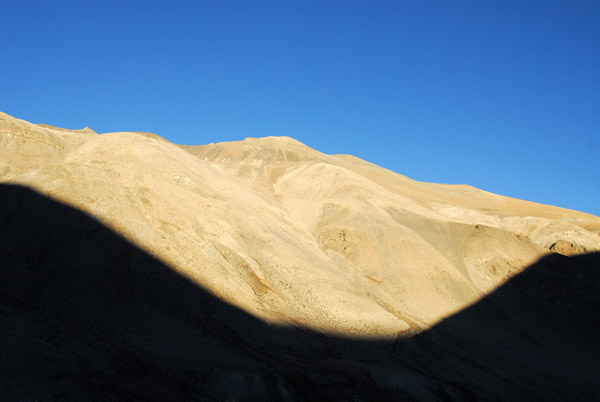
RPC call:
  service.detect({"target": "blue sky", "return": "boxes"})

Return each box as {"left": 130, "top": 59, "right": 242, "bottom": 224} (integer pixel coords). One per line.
{"left": 1, "top": 1, "right": 599, "bottom": 216}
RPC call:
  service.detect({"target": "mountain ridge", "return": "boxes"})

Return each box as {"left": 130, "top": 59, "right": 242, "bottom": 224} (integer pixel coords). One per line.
{"left": 2, "top": 110, "right": 599, "bottom": 337}
{"left": 3, "top": 110, "right": 600, "bottom": 400}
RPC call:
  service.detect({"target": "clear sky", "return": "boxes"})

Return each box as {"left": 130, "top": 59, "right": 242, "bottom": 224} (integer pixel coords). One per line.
{"left": 1, "top": 1, "right": 599, "bottom": 216}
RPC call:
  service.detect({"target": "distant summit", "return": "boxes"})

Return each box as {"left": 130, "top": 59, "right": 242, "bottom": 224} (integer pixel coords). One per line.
{"left": 35, "top": 123, "right": 97, "bottom": 135}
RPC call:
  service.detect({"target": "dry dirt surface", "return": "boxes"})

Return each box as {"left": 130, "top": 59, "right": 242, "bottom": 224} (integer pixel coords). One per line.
{"left": 1, "top": 111, "right": 599, "bottom": 401}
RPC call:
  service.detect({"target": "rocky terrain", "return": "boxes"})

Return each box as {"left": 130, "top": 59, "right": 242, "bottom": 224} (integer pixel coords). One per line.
{"left": 1, "top": 111, "right": 599, "bottom": 401}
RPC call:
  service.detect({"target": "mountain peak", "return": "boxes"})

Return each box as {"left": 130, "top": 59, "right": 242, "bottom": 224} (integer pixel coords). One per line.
{"left": 180, "top": 135, "right": 329, "bottom": 166}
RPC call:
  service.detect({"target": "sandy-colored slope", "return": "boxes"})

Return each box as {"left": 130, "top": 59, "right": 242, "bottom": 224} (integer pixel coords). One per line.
{"left": 2, "top": 111, "right": 599, "bottom": 338}
{"left": 182, "top": 134, "right": 600, "bottom": 325}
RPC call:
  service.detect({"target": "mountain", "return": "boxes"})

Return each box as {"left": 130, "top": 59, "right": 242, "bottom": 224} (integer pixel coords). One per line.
{"left": 1, "top": 111, "right": 599, "bottom": 401}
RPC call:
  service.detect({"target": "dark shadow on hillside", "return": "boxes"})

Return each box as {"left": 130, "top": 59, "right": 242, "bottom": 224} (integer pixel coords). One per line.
{"left": 1, "top": 183, "right": 598, "bottom": 402}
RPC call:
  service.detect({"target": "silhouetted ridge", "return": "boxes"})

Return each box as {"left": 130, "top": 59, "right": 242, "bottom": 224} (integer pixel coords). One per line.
{"left": 1, "top": 184, "right": 599, "bottom": 401}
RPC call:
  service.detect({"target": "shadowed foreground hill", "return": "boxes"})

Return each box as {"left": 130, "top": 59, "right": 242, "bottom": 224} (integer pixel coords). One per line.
{"left": 1, "top": 183, "right": 599, "bottom": 401}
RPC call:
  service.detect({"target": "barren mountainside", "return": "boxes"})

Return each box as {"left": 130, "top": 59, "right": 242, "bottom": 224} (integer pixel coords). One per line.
{"left": 1, "top": 111, "right": 599, "bottom": 401}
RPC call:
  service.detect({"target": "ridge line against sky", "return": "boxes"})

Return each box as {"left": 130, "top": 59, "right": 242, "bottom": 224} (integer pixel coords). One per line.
{"left": 1, "top": 1, "right": 599, "bottom": 216}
